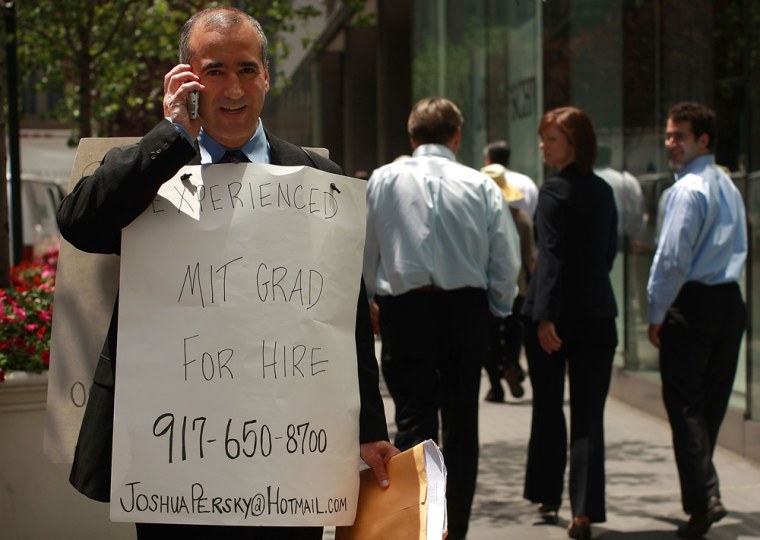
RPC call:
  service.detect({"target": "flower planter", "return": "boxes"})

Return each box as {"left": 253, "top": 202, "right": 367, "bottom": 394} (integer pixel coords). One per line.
{"left": 0, "top": 372, "right": 133, "bottom": 539}
{"left": 0, "top": 370, "right": 48, "bottom": 410}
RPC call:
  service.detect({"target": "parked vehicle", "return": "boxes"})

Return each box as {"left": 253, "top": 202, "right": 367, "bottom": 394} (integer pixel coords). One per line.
{"left": 7, "top": 175, "right": 65, "bottom": 261}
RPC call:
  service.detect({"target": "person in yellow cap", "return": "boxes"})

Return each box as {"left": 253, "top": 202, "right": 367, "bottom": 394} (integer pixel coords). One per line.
{"left": 480, "top": 164, "right": 536, "bottom": 402}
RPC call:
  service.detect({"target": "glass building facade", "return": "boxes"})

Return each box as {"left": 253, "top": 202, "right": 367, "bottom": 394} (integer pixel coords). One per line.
{"left": 266, "top": 0, "right": 760, "bottom": 461}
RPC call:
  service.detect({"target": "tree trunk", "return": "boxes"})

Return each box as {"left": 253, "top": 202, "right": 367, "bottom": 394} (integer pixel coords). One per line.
{"left": 79, "top": 66, "right": 92, "bottom": 139}
{"left": 0, "top": 6, "right": 11, "bottom": 287}
{"left": 77, "top": 28, "right": 92, "bottom": 139}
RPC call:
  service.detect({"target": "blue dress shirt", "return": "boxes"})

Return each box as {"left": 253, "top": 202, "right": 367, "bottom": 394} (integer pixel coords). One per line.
{"left": 647, "top": 154, "right": 747, "bottom": 324}
{"left": 169, "top": 117, "right": 271, "bottom": 163}
{"left": 363, "top": 143, "right": 520, "bottom": 317}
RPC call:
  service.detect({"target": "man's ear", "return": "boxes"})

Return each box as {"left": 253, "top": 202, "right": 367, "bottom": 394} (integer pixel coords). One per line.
{"left": 698, "top": 132, "right": 710, "bottom": 151}
{"left": 449, "top": 126, "right": 462, "bottom": 154}
{"left": 410, "top": 137, "right": 420, "bottom": 150}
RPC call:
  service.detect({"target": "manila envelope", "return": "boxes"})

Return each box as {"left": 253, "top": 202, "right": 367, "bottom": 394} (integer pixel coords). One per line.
{"left": 336, "top": 439, "right": 447, "bottom": 540}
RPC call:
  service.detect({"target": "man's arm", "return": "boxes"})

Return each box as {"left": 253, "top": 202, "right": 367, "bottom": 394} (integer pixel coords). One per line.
{"left": 57, "top": 120, "right": 196, "bottom": 254}
{"left": 355, "top": 279, "right": 390, "bottom": 442}
{"left": 647, "top": 184, "right": 703, "bottom": 324}
{"left": 354, "top": 277, "right": 399, "bottom": 486}
{"left": 485, "top": 183, "right": 521, "bottom": 317}
{"left": 58, "top": 62, "right": 203, "bottom": 254}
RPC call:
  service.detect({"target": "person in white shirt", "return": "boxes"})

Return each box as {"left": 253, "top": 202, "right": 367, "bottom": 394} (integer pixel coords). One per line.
{"left": 480, "top": 164, "right": 536, "bottom": 402}
{"left": 364, "top": 97, "right": 520, "bottom": 540}
{"left": 484, "top": 139, "right": 539, "bottom": 217}
{"left": 593, "top": 145, "right": 645, "bottom": 243}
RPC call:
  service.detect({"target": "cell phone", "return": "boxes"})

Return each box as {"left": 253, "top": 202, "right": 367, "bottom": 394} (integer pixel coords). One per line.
{"left": 187, "top": 90, "right": 199, "bottom": 119}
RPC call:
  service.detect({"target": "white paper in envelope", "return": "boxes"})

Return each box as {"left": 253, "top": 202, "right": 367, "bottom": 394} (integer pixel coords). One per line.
{"left": 110, "top": 163, "right": 367, "bottom": 526}
{"left": 424, "top": 440, "right": 447, "bottom": 538}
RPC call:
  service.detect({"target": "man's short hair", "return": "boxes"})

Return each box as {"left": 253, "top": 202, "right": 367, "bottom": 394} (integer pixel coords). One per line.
{"left": 668, "top": 101, "right": 717, "bottom": 150}
{"left": 539, "top": 106, "right": 597, "bottom": 175}
{"left": 179, "top": 6, "right": 269, "bottom": 68}
{"left": 484, "top": 140, "right": 511, "bottom": 167}
{"left": 407, "top": 97, "right": 464, "bottom": 145}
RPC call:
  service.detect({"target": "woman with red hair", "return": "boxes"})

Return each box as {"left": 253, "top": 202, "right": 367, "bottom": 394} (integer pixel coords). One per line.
{"left": 521, "top": 106, "right": 618, "bottom": 540}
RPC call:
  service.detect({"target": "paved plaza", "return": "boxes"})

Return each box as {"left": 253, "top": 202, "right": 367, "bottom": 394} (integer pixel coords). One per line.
{"left": 326, "top": 342, "right": 760, "bottom": 540}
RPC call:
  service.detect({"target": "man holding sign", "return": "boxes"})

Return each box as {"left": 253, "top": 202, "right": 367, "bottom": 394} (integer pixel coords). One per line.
{"left": 57, "top": 6, "right": 397, "bottom": 539}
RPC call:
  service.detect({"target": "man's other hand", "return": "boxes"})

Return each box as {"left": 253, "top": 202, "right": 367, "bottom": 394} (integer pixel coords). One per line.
{"left": 360, "top": 441, "right": 401, "bottom": 488}
{"left": 648, "top": 323, "right": 662, "bottom": 348}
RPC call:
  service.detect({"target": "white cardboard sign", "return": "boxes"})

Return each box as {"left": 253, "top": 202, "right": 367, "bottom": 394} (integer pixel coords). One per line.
{"left": 110, "top": 163, "right": 366, "bottom": 526}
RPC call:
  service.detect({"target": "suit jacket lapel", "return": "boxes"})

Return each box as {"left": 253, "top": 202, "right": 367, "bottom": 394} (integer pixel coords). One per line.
{"left": 188, "top": 140, "right": 202, "bottom": 165}
{"left": 268, "top": 131, "right": 311, "bottom": 166}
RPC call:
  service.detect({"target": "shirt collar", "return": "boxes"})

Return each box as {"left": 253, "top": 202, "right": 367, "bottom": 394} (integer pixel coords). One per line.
{"left": 675, "top": 153, "right": 714, "bottom": 180}
{"left": 412, "top": 143, "right": 457, "bottom": 162}
{"left": 198, "top": 118, "right": 271, "bottom": 164}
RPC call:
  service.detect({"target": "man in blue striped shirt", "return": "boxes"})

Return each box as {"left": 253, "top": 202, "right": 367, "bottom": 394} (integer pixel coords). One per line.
{"left": 647, "top": 101, "right": 747, "bottom": 539}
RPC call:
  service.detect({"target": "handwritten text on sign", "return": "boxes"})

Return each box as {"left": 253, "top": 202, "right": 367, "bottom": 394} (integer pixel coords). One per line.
{"left": 111, "top": 164, "right": 367, "bottom": 526}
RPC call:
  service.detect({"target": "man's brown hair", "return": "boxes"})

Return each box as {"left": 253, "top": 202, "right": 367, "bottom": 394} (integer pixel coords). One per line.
{"left": 407, "top": 97, "right": 464, "bottom": 145}
{"left": 668, "top": 101, "right": 716, "bottom": 150}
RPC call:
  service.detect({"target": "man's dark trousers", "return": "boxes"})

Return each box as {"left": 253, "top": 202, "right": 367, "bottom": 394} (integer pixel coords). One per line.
{"left": 136, "top": 523, "right": 322, "bottom": 539}
{"left": 659, "top": 281, "right": 745, "bottom": 515}
{"left": 377, "top": 288, "right": 490, "bottom": 540}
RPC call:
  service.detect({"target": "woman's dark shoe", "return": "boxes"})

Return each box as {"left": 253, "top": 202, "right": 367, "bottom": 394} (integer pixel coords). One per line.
{"left": 538, "top": 503, "right": 560, "bottom": 523}
{"left": 568, "top": 516, "right": 591, "bottom": 540}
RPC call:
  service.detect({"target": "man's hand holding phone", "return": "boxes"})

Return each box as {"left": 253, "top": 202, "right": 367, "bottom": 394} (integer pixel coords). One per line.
{"left": 163, "top": 64, "right": 204, "bottom": 140}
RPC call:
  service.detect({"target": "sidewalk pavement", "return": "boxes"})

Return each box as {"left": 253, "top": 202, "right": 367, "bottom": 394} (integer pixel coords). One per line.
{"left": 466, "top": 373, "right": 760, "bottom": 540}
{"left": 328, "top": 348, "right": 760, "bottom": 540}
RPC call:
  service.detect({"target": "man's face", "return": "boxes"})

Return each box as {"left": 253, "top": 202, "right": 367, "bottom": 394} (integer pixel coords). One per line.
{"left": 665, "top": 118, "right": 709, "bottom": 170}
{"left": 189, "top": 22, "right": 270, "bottom": 148}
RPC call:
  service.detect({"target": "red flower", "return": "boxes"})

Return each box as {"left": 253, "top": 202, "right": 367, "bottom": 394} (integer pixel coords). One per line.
{"left": 0, "top": 248, "right": 57, "bottom": 376}
{"left": 13, "top": 305, "right": 26, "bottom": 320}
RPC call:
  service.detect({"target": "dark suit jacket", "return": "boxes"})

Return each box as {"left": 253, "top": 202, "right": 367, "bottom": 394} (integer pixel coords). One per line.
{"left": 521, "top": 163, "right": 618, "bottom": 322}
{"left": 58, "top": 120, "right": 388, "bottom": 502}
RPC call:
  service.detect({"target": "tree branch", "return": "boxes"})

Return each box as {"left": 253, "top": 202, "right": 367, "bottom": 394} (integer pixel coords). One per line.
{"left": 92, "top": 0, "right": 140, "bottom": 60}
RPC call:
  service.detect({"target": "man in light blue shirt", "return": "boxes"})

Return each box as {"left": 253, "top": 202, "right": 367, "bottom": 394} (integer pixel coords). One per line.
{"left": 647, "top": 102, "right": 747, "bottom": 539}
{"left": 364, "top": 97, "right": 520, "bottom": 540}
